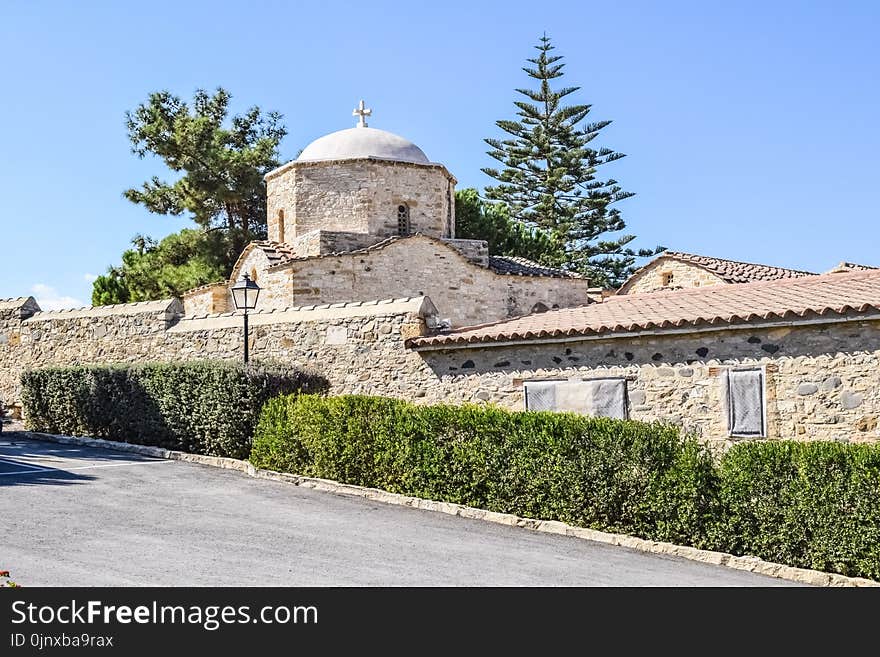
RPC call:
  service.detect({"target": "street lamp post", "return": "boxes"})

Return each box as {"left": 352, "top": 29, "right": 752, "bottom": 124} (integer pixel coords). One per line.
{"left": 230, "top": 273, "right": 261, "bottom": 364}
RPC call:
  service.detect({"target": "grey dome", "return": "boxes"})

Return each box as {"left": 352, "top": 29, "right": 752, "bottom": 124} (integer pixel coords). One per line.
{"left": 297, "top": 127, "right": 429, "bottom": 164}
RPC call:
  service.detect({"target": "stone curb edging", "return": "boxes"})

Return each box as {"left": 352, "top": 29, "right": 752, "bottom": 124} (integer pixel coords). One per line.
{"left": 19, "top": 430, "right": 879, "bottom": 588}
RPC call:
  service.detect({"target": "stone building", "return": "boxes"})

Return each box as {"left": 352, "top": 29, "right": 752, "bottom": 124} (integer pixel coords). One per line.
{"left": 407, "top": 269, "right": 880, "bottom": 448}
{"left": 184, "top": 102, "right": 591, "bottom": 326}
{"left": 616, "top": 251, "right": 815, "bottom": 295}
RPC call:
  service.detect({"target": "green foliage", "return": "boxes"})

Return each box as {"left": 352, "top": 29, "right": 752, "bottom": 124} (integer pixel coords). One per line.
{"left": 91, "top": 229, "right": 232, "bottom": 305}
{"left": 483, "top": 35, "right": 663, "bottom": 287}
{"left": 124, "top": 87, "right": 286, "bottom": 248}
{"left": 714, "top": 441, "right": 880, "bottom": 579}
{"left": 21, "top": 362, "right": 326, "bottom": 459}
{"left": 252, "top": 394, "right": 880, "bottom": 580}
{"left": 95, "top": 88, "right": 287, "bottom": 305}
{"left": 454, "top": 189, "right": 562, "bottom": 264}
{"left": 251, "top": 394, "right": 717, "bottom": 546}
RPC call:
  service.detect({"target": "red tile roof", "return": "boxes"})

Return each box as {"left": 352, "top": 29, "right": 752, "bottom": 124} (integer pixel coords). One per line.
{"left": 617, "top": 251, "right": 815, "bottom": 293}
{"left": 410, "top": 269, "right": 880, "bottom": 348}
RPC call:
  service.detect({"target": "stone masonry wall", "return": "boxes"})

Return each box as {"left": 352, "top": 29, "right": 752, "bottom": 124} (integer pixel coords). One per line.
{"left": 407, "top": 320, "right": 880, "bottom": 448}
{"left": 266, "top": 159, "right": 455, "bottom": 242}
{"left": 622, "top": 259, "right": 725, "bottom": 294}
{"left": 227, "top": 247, "right": 292, "bottom": 313}
{"left": 182, "top": 284, "right": 230, "bottom": 315}
{"left": 274, "top": 236, "right": 591, "bottom": 326}
{"left": 286, "top": 230, "right": 385, "bottom": 258}
{"left": 0, "top": 297, "right": 433, "bottom": 412}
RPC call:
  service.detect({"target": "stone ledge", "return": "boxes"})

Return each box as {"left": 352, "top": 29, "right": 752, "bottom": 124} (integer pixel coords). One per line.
{"left": 19, "top": 430, "right": 879, "bottom": 588}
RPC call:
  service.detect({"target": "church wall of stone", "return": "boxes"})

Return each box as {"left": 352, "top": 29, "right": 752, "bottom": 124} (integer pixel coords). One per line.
{"left": 183, "top": 284, "right": 230, "bottom": 315}
{"left": 621, "top": 260, "right": 725, "bottom": 294}
{"left": 266, "top": 159, "right": 454, "bottom": 242}
{"left": 275, "top": 237, "right": 590, "bottom": 326}
{"left": 230, "top": 248, "right": 292, "bottom": 312}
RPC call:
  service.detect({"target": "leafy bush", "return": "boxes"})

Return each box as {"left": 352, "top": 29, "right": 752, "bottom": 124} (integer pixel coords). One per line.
{"left": 252, "top": 394, "right": 880, "bottom": 580}
{"left": 715, "top": 441, "right": 880, "bottom": 579}
{"left": 251, "top": 394, "right": 719, "bottom": 546}
{"left": 21, "top": 361, "right": 326, "bottom": 459}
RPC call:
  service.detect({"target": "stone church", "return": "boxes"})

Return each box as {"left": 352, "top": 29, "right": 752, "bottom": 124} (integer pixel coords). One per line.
{"left": 183, "top": 102, "right": 591, "bottom": 327}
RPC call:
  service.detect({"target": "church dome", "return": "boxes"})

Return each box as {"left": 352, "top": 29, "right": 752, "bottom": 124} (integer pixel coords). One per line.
{"left": 297, "top": 127, "right": 430, "bottom": 165}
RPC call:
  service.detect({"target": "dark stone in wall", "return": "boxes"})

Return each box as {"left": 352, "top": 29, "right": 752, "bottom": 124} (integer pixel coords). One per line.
{"left": 761, "top": 344, "right": 780, "bottom": 354}
{"left": 552, "top": 356, "right": 562, "bottom": 364}
{"left": 651, "top": 353, "right": 663, "bottom": 361}
{"left": 696, "top": 347, "right": 709, "bottom": 357}
{"left": 625, "top": 352, "right": 634, "bottom": 361}
{"left": 461, "top": 360, "right": 475, "bottom": 369}
{"left": 797, "top": 383, "right": 818, "bottom": 396}
{"left": 521, "top": 360, "right": 531, "bottom": 366}
{"left": 747, "top": 336, "right": 761, "bottom": 344}
{"left": 494, "top": 360, "right": 510, "bottom": 368}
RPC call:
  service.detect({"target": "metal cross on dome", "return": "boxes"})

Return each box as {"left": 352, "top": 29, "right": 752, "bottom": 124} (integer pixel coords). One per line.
{"left": 352, "top": 99, "right": 372, "bottom": 128}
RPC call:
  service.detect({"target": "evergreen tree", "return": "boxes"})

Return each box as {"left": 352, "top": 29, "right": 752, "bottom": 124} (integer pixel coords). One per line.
{"left": 94, "top": 88, "right": 286, "bottom": 305}
{"left": 483, "top": 35, "right": 662, "bottom": 287}
{"left": 455, "top": 189, "right": 561, "bottom": 263}
{"left": 123, "top": 87, "right": 286, "bottom": 263}
{"left": 91, "top": 229, "right": 233, "bottom": 305}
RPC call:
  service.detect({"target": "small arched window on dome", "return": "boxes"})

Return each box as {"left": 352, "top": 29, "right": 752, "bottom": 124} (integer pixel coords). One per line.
{"left": 397, "top": 204, "right": 411, "bottom": 236}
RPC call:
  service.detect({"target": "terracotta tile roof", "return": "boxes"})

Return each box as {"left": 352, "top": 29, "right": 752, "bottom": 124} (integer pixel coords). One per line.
{"left": 617, "top": 251, "right": 815, "bottom": 293}
{"left": 488, "top": 256, "right": 582, "bottom": 278}
{"left": 251, "top": 240, "right": 299, "bottom": 266}
{"left": 410, "top": 269, "right": 880, "bottom": 348}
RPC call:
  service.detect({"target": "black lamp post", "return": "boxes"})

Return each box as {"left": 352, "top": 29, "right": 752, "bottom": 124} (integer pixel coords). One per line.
{"left": 231, "top": 273, "right": 261, "bottom": 364}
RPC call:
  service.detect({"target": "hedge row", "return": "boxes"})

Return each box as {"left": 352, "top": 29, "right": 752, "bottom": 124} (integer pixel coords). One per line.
{"left": 252, "top": 394, "right": 880, "bottom": 580}
{"left": 21, "top": 362, "right": 326, "bottom": 459}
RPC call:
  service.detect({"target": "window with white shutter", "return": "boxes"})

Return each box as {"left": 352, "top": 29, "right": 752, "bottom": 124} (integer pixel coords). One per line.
{"left": 524, "top": 379, "right": 629, "bottom": 419}
{"left": 723, "top": 367, "right": 767, "bottom": 437}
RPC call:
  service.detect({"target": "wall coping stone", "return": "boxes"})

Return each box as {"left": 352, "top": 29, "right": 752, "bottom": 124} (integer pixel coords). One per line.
{"left": 23, "top": 298, "right": 183, "bottom": 322}
{"left": 168, "top": 296, "right": 438, "bottom": 332}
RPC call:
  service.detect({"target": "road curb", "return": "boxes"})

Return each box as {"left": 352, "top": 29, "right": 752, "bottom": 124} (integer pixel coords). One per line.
{"left": 18, "top": 430, "right": 879, "bottom": 588}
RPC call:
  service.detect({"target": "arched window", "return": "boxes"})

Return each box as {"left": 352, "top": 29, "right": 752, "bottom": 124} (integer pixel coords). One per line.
{"left": 250, "top": 267, "right": 258, "bottom": 284}
{"left": 397, "top": 204, "right": 410, "bottom": 236}
{"left": 277, "top": 209, "right": 285, "bottom": 243}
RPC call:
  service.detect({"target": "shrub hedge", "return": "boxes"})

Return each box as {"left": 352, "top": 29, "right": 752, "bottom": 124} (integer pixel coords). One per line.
{"left": 716, "top": 441, "right": 880, "bottom": 579}
{"left": 251, "top": 394, "right": 880, "bottom": 581}
{"left": 251, "top": 394, "right": 719, "bottom": 547}
{"left": 21, "top": 361, "right": 326, "bottom": 459}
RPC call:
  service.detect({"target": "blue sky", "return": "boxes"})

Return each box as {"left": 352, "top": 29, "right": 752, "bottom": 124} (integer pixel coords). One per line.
{"left": 1, "top": 1, "right": 877, "bottom": 308}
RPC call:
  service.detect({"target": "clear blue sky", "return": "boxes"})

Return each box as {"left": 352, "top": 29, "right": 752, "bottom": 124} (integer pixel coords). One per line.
{"left": 1, "top": 1, "right": 877, "bottom": 308}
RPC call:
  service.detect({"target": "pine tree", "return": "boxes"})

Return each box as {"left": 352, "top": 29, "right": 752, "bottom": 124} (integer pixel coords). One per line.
{"left": 483, "top": 35, "right": 662, "bottom": 287}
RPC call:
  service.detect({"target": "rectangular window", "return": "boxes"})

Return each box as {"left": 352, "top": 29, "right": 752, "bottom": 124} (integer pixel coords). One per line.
{"left": 524, "top": 379, "right": 629, "bottom": 419}
{"left": 723, "top": 367, "right": 767, "bottom": 437}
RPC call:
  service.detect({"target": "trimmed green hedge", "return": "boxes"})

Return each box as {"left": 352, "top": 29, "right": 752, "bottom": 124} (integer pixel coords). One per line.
{"left": 251, "top": 394, "right": 719, "bottom": 547}
{"left": 21, "top": 362, "right": 326, "bottom": 459}
{"left": 251, "top": 394, "right": 880, "bottom": 580}
{"left": 716, "top": 441, "right": 880, "bottom": 579}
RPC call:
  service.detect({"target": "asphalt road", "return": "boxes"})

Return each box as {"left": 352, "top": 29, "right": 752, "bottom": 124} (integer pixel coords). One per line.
{"left": 1, "top": 435, "right": 794, "bottom": 586}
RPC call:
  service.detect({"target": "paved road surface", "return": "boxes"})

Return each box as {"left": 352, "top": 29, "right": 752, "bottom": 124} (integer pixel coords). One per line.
{"left": 1, "top": 436, "right": 794, "bottom": 586}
